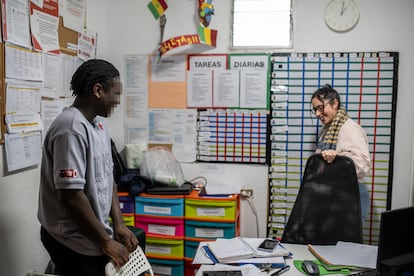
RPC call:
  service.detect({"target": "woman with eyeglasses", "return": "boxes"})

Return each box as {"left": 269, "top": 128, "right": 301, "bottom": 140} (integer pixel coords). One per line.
{"left": 311, "top": 84, "right": 371, "bottom": 222}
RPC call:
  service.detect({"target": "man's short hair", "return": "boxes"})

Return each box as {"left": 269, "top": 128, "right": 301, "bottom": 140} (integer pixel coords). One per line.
{"left": 70, "top": 59, "right": 120, "bottom": 97}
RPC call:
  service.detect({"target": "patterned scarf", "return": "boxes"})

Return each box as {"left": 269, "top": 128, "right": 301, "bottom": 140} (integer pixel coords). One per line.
{"left": 317, "top": 108, "right": 349, "bottom": 150}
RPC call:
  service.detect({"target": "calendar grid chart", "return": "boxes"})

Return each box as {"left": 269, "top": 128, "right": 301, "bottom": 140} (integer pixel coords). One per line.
{"left": 196, "top": 109, "right": 270, "bottom": 164}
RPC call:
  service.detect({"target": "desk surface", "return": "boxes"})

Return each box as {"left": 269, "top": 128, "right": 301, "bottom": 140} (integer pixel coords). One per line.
{"left": 195, "top": 243, "right": 319, "bottom": 276}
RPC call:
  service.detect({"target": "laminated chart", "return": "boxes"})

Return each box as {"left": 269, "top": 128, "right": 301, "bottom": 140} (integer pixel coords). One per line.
{"left": 267, "top": 52, "right": 398, "bottom": 245}
{"left": 197, "top": 109, "right": 268, "bottom": 164}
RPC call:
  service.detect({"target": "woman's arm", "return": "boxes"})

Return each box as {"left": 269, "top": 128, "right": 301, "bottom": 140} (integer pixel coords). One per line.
{"left": 336, "top": 120, "right": 371, "bottom": 180}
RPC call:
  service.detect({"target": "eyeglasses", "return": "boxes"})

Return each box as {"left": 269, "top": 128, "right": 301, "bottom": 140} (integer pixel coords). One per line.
{"left": 311, "top": 104, "right": 326, "bottom": 114}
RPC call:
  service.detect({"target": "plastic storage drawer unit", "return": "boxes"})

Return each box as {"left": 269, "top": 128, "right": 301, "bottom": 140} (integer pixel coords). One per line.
{"left": 185, "top": 259, "right": 200, "bottom": 276}
{"left": 118, "top": 192, "right": 135, "bottom": 213}
{"left": 185, "top": 191, "right": 239, "bottom": 222}
{"left": 145, "top": 236, "right": 184, "bottom": 260}
{"left": 135, "top": 214, "right": 184, "bottom": 238}
{"left": 122, "top": 214, "right": 135, "bottom": 227}
{"left": 185, "top": 219, "right": 238, "bottom": 239}
{"left": 184, "top": 238, "right": 212, "bottom": 260}
{"left": 135, "top": 194, "right": 184, "bottom": 217}
{"left": 148, "top": 258, "right": 184, "bottom": 276}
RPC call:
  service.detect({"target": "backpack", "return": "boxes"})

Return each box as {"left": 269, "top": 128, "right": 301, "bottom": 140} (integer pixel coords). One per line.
{"left": 111, "top": 139, "right": 126, "bottom": 185}
{"left": 111, "top": 139, "right": 148, "bottom": 196}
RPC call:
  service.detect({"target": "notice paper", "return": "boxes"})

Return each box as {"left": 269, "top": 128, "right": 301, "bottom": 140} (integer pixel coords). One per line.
{"left": 5, "top": 131, "right": 42, "bottom": 172}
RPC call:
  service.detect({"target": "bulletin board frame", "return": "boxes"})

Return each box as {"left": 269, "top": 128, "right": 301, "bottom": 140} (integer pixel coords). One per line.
{"left": 0, "top": 42, "right": 4, "bottom": 143}
{"left": 58, "top": 16, "right": 78, "bottom": 56}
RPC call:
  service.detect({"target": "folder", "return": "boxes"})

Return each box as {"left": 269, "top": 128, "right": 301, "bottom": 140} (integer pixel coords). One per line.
{"left": 307, "top": 241, "right": 378, "bottom": 270}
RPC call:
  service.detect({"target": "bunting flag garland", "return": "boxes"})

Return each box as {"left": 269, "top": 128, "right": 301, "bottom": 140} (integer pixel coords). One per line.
{"left": 148, "top": 0, "right": 168, "bottom": 20}
{"left": 155, "top": 0, "right": 218, "bottom": 58}
{"left": 159, "top": 34, "right": 201, "bottom": 56}
{"left": 197, "top": 0, "right": 217, "bottom": 47}
{"left": 198, "top": 25, "right": 217, "bottom": 47}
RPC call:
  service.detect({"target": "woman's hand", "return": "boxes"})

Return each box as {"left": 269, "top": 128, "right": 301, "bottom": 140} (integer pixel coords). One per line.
{"left": 321, "top": 149, "right": 337, "bottom": 163}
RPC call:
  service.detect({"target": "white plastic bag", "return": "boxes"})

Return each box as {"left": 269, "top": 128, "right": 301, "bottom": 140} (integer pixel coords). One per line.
{"left": 125, "top": 142, "right": 147, "bottom": 169}
{"left": 139, "top": 147, "right": 185, "bottom": 186}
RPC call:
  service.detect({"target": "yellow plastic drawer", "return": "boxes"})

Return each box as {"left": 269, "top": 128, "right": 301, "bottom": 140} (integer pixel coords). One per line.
{"left": 122, "top": 214, "right": 135, "bottom": 227}
{"left": 109, "top": 213, "right": 135, "bottom": 227}
{"left": 185, "top": 191, "right": 239, "bottom": 222}
{"left": 145, "top": 236, "right": 184, "bottom": 260}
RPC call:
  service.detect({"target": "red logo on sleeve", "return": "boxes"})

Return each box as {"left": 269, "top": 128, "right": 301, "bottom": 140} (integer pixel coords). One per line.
{"left": 59, "top": 169, "right": 78, "bottom": 178}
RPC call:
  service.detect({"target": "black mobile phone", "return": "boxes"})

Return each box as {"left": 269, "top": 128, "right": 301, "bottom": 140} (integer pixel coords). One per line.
{"left": 257, "top": 238, "right": 279, "bottom": 252}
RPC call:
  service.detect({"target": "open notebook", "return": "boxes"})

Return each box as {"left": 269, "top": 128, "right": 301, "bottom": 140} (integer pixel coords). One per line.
{"left": 205, "top": 237, "right": 290, "bottom": 263}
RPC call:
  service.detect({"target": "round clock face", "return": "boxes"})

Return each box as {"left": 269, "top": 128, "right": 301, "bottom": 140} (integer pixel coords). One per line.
{"left": 324, "top": 0, "right": 360, "bottom": 32}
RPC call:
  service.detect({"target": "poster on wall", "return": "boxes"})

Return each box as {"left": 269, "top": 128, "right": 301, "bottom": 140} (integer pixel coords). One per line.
{"left": 229, "top": 54, "right": 271, "bottom": 109}
{"left": 148, "top": 55, "right": 187, "bottom": 108}
{"left": 58, "top": 0, "right": 86, "bottom": 33}
{"left": 30, "top": 0, "right": 60, "bottom": 54}
{"left": 1, "top": 0, "right": 32, "bottom": 49}
{"left": 5, "top": 131, "right": 42, "bottom": 172}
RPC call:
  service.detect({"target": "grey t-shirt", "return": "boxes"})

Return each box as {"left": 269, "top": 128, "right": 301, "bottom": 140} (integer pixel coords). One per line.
{"left": 38, "top": 107, "right": 114, "bottom": 256}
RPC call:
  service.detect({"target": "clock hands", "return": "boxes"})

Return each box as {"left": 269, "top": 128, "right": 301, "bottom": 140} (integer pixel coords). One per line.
{"left": 340, "top": 1, "right": 348, "bottom": 15}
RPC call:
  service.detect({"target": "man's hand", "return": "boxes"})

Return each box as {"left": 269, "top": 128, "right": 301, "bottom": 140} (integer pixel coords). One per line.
{"left": 115, "top": 225, "right": 139, "bottom": 253}
{"left": 101, "top": 238, "right": 130, "bottom": 267}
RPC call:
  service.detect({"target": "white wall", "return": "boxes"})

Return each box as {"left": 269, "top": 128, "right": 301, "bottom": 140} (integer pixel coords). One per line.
{"left": 0, "top": 0, "right": 413, "bottom": 275}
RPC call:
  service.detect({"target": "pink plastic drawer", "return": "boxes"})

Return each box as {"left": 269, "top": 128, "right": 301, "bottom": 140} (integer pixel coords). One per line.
{"left": 135, "top": 215, "right": 184, "bottom": 238}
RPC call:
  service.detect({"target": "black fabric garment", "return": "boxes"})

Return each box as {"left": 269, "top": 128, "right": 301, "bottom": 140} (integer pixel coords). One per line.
{"left": 111, "top": 139, "right": 126, "bottom": 186}
{"left": 281, "top": 154, "right": 363, "bottom": 245}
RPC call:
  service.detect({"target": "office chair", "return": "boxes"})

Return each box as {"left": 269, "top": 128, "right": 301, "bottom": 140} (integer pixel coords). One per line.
{"left": 281, "top": 154, "right": 363, "bottom": 245}
{"left": 105, "top": 245, "right": 154, "bottom": 276}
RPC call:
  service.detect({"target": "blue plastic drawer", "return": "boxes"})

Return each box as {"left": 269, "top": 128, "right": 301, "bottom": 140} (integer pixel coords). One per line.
{"left": 135, "top": 195, "right": 184, "bottom": 217}
{"left": 148, "top": 258, "right": 184, "bottom": 276}
{"left": 185, "top": 219, "right": 237, "bottom": 239}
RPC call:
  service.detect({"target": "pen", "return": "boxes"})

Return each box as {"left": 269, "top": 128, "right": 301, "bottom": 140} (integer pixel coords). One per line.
{"left": 270, "top": 265, "right": 290, "bottom": 276}
{"left": 201, "top": 246, "right": 218, "bottom": 263}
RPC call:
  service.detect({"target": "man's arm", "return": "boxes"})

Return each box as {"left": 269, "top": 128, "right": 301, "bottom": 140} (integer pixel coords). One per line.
{"left": 110, "top": 183, "right": 139, "bottom": 253}
{"left": 58, "top": 189, "right": 130, "bottom": 266}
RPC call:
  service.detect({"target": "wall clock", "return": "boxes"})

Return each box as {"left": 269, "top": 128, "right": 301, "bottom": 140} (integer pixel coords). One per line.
{"left": 324, "top": 0, "right": 360, "bottom": 32}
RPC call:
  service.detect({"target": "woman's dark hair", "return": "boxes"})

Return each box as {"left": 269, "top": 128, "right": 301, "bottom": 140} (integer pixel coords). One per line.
{"left": 311, "top": 84, "right": 341, "bottom": 107}
{"left": 70, "top": 59, "right": 120, "bottom": 97}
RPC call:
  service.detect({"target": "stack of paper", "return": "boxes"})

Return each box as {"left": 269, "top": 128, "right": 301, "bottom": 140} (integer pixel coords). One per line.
{"left": 308, "top": 241, "right": 378, "bottom": 270}
{"left": 207, "top": 237, "right": 256, "bottom": 262}
{"left": 196, "top": 237, "right": 290, "bottom": 267}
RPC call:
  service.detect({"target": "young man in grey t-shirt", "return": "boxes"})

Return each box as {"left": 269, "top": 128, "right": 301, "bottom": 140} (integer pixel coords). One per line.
{"left": 38, "top": 59, "right": 138, "bottom": 276}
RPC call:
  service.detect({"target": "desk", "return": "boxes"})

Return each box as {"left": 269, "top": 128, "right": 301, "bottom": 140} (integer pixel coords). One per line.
{"left": 195, "top": 243, "right": 319, "bottom": 276}
{"left": 280, "top": 244, "right": 316, "bottom": 275}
